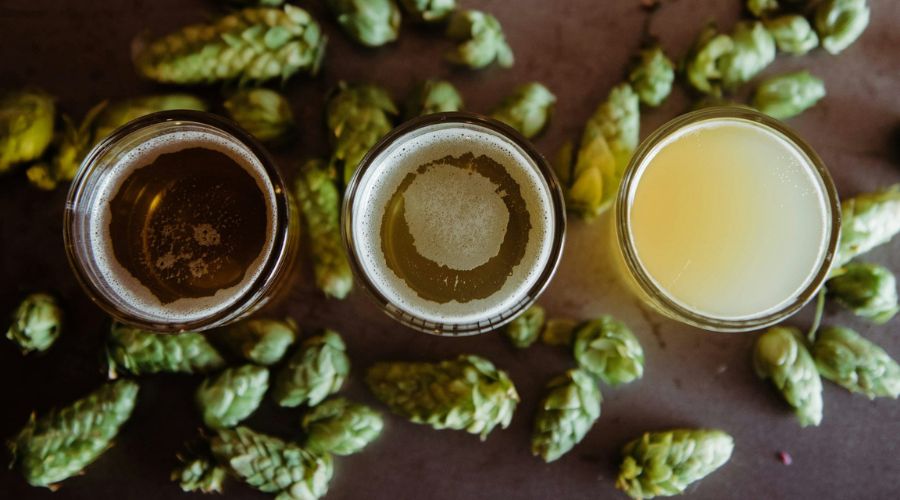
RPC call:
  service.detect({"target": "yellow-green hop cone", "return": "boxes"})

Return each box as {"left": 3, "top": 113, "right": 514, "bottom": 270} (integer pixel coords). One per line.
{"left": 93, "top": 94, "right": 207, "bottom": 142}
{"left": 490, "top": 82, "right": 556, "bottom": 139}
{"left": 328, "top": 0, "right": 401, "bottom": 48}
{"left": 628, "top": 46, "right": 675, "bottom": 107}
{"left": 747, "top": 0, "right": 779, "bottom": 18}
{"left": 445, "top": 10, "right": 514, "bottom": 69}
{"left": 218, "top": 317, "right": 298, "bottom": 365}
{"left": 294, "top": 159, "right": 353, "bottom": 299}
{"left": 616, "top": 429, "right": 734, "bottom": 500}
{"left": 9, "top": 380, "right": 139, "bottom": 488}
{"left": 6, "top": 293, "right": 63, "bottom": 354}
{"left": 573, "top": 315, "right": 645, "bottom": 386}
{"left": 0, "top": 89, "right": 55, "bottom": 174}
{"left": 815, "top": 0, "right": 870, "bottom": 55}
{"left": 301, "top": 397, "right": 384, "bottom": 456}
{"left": 753, "top": 326, "right": 823, "bottom": 426}
{"left": 224, "top": 88, "right": 293, "bottom": 142}
{"left": 827, "top": 263, "right": 899, "bottom": 324}
{"left": 752, "top": 70, "right": 825, "bottom": 120}
{"left": 531, "top": 369, "right": 601, "bottom": 463}
{"left": 400, "top": 0, "right": 456, "bottom": 23}
{"left": 25, "top": 101, "right": 106, "bottom": 191}
{"left": 106, "top": 321, "right": 226, "bottom": 378}
{"left": 834, "top": 184, "right": 900, "bottom": 268}
{"left": 720, "top": 21, "right": 776, "bottom": 90}
{"left": 197, "top": 364, "right": 270, "bottom": 429}
{"left": 326, "top": 82, "right": 398, "bottom": 186}
{"left": 366, "top": 354, "right": 519, "bottom": 440}
{"left": 211, "top": 426, "right": 333, "bottom": 499}
{"left": 403, "top": 79, "right": 463, "bottom": 119}
{"left": 813, "top": 326, "right": 900, "bottom": 399}
{"left": 503, "top": 304, "right": 545, "bottom": 349}
{"left": 272, "top": 329, "right": 350, "bottom": 407}
{"left": 541, "top": 318, "right": 577, "bottom": 347}
{"left": 765, "top": 15, "right": 819, "bottom": 55}
{"left": 172, "top": 455, "right": 227, "bottom": 494}
{"left": 134, "top": 5, "right": 327, "bottom": 85}
{"left": 685, "top": 25, "right": 734, "bottom": 95}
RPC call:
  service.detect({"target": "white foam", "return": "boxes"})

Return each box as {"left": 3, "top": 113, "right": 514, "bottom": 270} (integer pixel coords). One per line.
{"left": 352, "top": 122, "right": 555, "bottom": 325}
{"left": 88, "top": 129, "right": 278, "bottom": 324}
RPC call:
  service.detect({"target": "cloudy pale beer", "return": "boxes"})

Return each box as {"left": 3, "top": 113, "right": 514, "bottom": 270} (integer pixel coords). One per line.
{"left": 344, "top": 114, "right": 566, "bottom": 335}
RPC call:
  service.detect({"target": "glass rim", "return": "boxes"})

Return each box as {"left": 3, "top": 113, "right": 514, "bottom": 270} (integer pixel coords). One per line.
{"left": 341, "top": 111, "right": 567, "bottom": 336}
{"left": 615, "top": 106, "right": 842, "bottom": 332}
{"left": 63, "top": 110, "right": 293, "bottom": 333}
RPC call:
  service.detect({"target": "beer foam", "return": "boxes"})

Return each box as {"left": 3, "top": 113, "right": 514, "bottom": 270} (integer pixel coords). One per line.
{"left": 88, "top": 129, "right": 278, "bottom": 324}
{"left": 353, "top": 122, "right": 556, "bottom": 325}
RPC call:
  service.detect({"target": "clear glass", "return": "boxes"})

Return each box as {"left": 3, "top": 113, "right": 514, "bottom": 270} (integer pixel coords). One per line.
{"left": 342, "top": 112, "right": 566, "bottom": 336}
{"left": 615, "top": 106, "right": 841, "bottom": 332}
{"left": 64, "top": 110, "right": 298, "bottom": 333}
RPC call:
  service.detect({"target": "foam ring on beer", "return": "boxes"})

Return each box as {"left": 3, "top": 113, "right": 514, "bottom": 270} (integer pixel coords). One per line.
{"left": 344, "top": 113, "right": 566, "bottom": 335}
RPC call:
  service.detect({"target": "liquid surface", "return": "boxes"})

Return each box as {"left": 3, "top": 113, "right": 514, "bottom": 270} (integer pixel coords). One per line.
{"left": 628, "top": 118, "right": 828, "bottom": 319}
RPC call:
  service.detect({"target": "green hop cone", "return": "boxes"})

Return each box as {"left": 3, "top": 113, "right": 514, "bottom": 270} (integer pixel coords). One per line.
{"left": 765, "top": 15, "right": 819, "bottom": 55}
{"left": 573, "top": 316, "right": 645, "bottom": 386}
{"left": 752, "top": 70, "right": 825, "bottom": 120}
{"left": 828, "top": 262, "right": 899, "bottom": 324}
{"left": 224, "top": 88, "right": 294, "bottom": 142}
{"left": 273, "top": 329, "right": 350, "bottom": 407}
{"left": 328, "top": 0, "right": 401, "bottom": 48}
{"left": 366, "top": 354, "right": 519, "bottom": 440}
{"left": 628, "top": 46, "right": 675, "bottom": 107}
{"left": 9, "top": 379, "right": 139, "bottom": 488}
{"left": 541, "top": 318, "right": 577, "bottom": 347}
{"left": 301, "top": 397, "right": 384, "bottom": 456}
{"left": 531, "top": 369, "right": 601, "bottom": 463}
{"left": 752, "top": 326, "right": 824, "bottom": 427}
{"left": 490, "top": 82, "right": 556, "bottom": 139}
{"left": 92, "top": 94, "right": 207, "bottom": 142}
{"left": 813, "top": 326, "right": 900, "bottom": 399}
{"left": 445, "top": 10, "right": 514, "bottom": 69}
{"left": 197, "top": 364, "right": 270, "bottom": 429}
{"left": 403, "top": 80, "right": 463, "bottom": 119}
{"left": 219, "top": 317, "right": 298, "bottom": 366}
{"left": 834, "top": 184, "right": 900, "bottom": 268}
{"left": 106, "top": 321, "right": 226, "bottom": 378}
{"left": 503, "top": 304, "right": 545, "bottom": 349}
{"left": 0, "top": 89, "right": 55, "bottom": 174}
{"left": 134, "top": 5, "right": 327, "bottom": 85}
{"left": 685, "top": 25, "right": 734, "bottom": 95}
{"left": 294, "top": 159, "right": 353, "bottom": 299}
{"left": 326, "top": 82, "right": 398, "bottom": 186}
{"left": 6, "top": 293, "right": 63, "bottom": 354}
{"left": 172, "top": 455, "right": 227, "bottom": 494}
{"left": 211, "top": 426, "right": 333, "bottom": 499}
{"left": 815, "top": 0, "right": 870, "bottom": 55}
{"left": 26, "top": 101, "right": 106, "bottom": 191}
{"left": 616, "top": 429, "right": 734, "bottom": 500}
{"left": 747, "top": 0, "right": 779, "bottom": 18}
{"left": 720, "top": 21, "right": 776, "bottom": 90}
{"left": 400, "top": 0, "right": 456, "bottom": 23}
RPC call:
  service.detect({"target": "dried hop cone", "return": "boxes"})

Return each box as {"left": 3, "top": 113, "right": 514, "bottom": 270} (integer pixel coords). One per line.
{"left": 628, "top": 46, "right": 675, "bottom": 107}
{"left": 814, "top": 0, "right": 870, "bottom": 55}
{"left": 403, "top": 80, "right": 463, "bottom": 119}
{"left": 827, "top": 262, "right": 899, "bottom": 324}
{"left": 531, "top": 369, "right": 602, "bottom": 463}
{"left": 272, "top": 329, "right": 350, "bottom": 407}
{"left": 224, "top": 88, "right": 294, "bottom": 142}
{"left": 490, "top": 82, "right": 556, "bottom": 139}
{"left": 106, "top": 321, "right": 226, "bottom": 378}
{"left": 218, "top": 317, "right": 298, "bottom": 366}
{"left": 400, "top": 0, "right": 456, "bottom": 23}
{"left": 834, "top": 184, "right": 900, "bottom": 268}
{"left": 753, "top": 326, "right": 824, "bottom": 427}
{"left": 503, "top": 304, "right": 545, "bottom": 349}
{"left": 6, "top": 293, "right": 63, "bottom": 354}
{"left": 445, "top": 10, "right": 514, "bottom": 69}
{"left": 812, "top": 326, "right": 900, "bottom": 399}
{"left": 172, "top": 456, "right": 227, "bottom": 494}
{"left": 196, "top": 364, "right": 270, "bottom": 429}
{"left": 573, "top": 316, "right": 645, "bottom": 386}
{"left": 0, "top": 89, "right": 55, "bottom": 174}
{"left": 301, "top": 397, "right": 384, "bottom": 456}
{"left": 327, "top": 0, "right": 401, "bottom": 48}
{"left": 753, "top": 70, "right": 825, "bottom": 120}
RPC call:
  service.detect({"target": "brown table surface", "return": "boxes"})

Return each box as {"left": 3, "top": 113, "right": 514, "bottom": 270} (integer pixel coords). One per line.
{"left": 1, "top": 0, "right": 899, "bottom": 499}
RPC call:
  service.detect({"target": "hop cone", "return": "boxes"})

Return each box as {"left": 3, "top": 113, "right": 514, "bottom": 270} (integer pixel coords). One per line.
{"left": 301, "top": 397, "right": 384, "bottom": 455}
{"left": 134, "top": 5, "right": 327, "bottom": 85}
{"left": 685, "top": 25, "right": 734, "bottom": 95}
{"left": 218, "top": 317, "right": 298, "bottom": 366}
{"left": 490, "top": 82, "right": 556, "bottom": 139}
{"left": 812, "top": 326, "right": 900, "bottom": 399}
{"left": 6, "top": 292, "right": 63, "bottom": 354}
{"left": 25, "top": 101, "right": 105, "bottom": 190}
{"left": 211, "top": 426, "right": 332, "bottom": 499}
{"left": 828, "top": 262, "right": 899, "bottom": 324}
{"left": 503, "top": 304, "right": 545, "bottom": 349}
{"left": 224, "top": 88, "right": 293, "bottom": 142}
{"left": 400, "top": 0, "right": 456, "bottom": 23}
{"left": 326, "top": 82, "right": 397, "bottom": 186}
{"left": 573, "top": 316, "right": 645, "bottom": 386}
{"left": 445, "top": 10, "right": 514, "bottom": 69}
{"left": 753, "top": 326, "right": 823, "bottom": 426}
{"left": 272, "top": 329, "right": 350, "bottom": 407}
{"left": 92, "top": 94, "right": 207, "bottom": 141}
{"left": 0, "top": 89, "right": 55, "bottom": 174}
{"left": 9, "top": 380, "right": 139, "bottom": 488}
{"left": 197, "top": 364, "right": 270, "bottom": 429}
{"left": 616, "top": 429, "right": 734, "bottom": 500}
{"left": 366, "top": 354, "right": 519, "bottom": 440}
{"left": 327, "top": 0, "right": 401, "bottom": 48}
{"left": 403, "top": 79, "right": 463, "bottom": 119}
{"left": 752, "top": 70, "right": 826, "bottom": 120}
{"left": 765, "top": 15, "right": 819, "bottom": 55}
{"left": 531, "top": 369, "right": 601, "bottom": 463}
{"left": 172, "top": 456, "right": 227, "bottom": 494}
{"left": 815, "top": 0, "right": 870, "bottom": 55}
{"left": 628, "top": 46, "right": 675, "bottom": 107}
{"left": 834, "top": 184, "right": 900, "bottom": 268}
{"left": 294, "top": 159, "right": 353, "bottom": 299}
{"left": 747, "top": 0, "right": 779, "bottom": 18}
{"left": 106, "top": 321, "right": 226, "bottom": 378}
{"left": 541, "top": 318, "right": 577, "bottom": 347}
{"left": 720, "top": 21, "right": 776, "bottom": 90}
